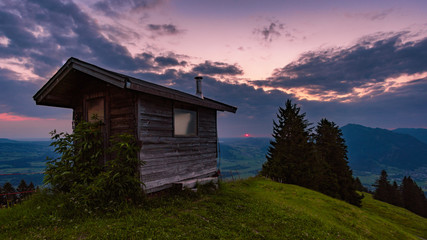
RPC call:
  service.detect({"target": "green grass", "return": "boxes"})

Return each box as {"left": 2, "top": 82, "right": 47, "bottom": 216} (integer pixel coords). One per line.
{"left": 1, "top": 177, "right": 426, "bottom": 239}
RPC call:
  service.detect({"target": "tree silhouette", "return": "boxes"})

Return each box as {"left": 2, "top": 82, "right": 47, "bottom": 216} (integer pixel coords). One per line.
{"left": 3, "top": 182, "right": 16, "bottom": 207}
{"left": 401, "top": 176, "right": 427, "bottom": 217}
{"left": 28, "top": 182, "right": 35, "bottom": 192}
{"left": 261, "top": 99, "right": 316, "bottom": 189}
{"left": 314, "top": 118, "right": 363, "bottom": 206}
{"left": 390, "top": 181, "right": 403, "bottom": 207}
{"left": 373, "top": 171, "right": 427, "bottom": 217}
{"left": 0, "top": 185, "right": 4, "bottom": 206}
{"left": 373, "top": 170, "right": 393, "bottom": 202}
{"left": 17, "top": 179, "right": 29, "bottom": 200}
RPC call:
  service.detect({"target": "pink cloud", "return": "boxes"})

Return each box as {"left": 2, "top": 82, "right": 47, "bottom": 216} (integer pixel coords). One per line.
{"left": 0, "top": 113, "right": 55, "bottom": 122}
{"left": 0, "top": 115, "right": 72, "bottom": 139}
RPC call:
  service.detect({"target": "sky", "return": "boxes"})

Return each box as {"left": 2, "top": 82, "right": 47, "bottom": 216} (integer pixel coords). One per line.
{"left": 0, "top": 0, "right": 427, "bottom": 139}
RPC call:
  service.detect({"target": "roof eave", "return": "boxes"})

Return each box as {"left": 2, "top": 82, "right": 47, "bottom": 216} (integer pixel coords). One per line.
{"left": 33, "top": 58, "right": 126, "bottom": 106}
{"left": 127, "top": 78, "right": 237, "bottom": 113}
{"left": 34, "top": 57, "right": 238, "bottom": 113}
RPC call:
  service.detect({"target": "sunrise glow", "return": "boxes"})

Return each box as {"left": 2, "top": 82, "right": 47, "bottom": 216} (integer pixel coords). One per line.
{"left": 0, "top": 113, "right": 53, "bottom": 122}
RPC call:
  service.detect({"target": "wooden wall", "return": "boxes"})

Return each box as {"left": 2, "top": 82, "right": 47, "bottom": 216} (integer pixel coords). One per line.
{"left": 70, "top": 79, "right": 218, "bottom": 193}
{"left": 72, "top": 82, "right": 137, "bottom": 137}
{"left": 137, "top": 94, "right": 218, "bottom": 192}
{"left": 108, "top": 87, "right": 137, "bottom": 137}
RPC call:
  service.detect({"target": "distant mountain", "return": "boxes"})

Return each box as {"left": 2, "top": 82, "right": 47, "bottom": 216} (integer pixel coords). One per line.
{"left": 341, "top": 124, "right": 427, "bottom": 171}
{"left": 0, "top": 138, "right": 18, "bottom": 143}
{"left": 393, "top": 128, "right": 427, "bottom": 144}
{"left": 2, "top": 132, "right": 426, "bottom": 192}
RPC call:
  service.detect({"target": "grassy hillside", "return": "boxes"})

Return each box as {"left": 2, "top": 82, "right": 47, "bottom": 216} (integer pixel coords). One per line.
{"left": 1, "top": 178, "right": 426, "bottom": 239}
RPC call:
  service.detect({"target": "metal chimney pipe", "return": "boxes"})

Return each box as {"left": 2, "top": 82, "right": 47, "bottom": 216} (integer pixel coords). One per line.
{"left": 195, "top": 76, "right": 203, "bottom": 98}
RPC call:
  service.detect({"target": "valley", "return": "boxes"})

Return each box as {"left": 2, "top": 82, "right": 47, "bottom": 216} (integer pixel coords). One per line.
{"left": 1, "top": 124, "right": 426, "bottom": 194}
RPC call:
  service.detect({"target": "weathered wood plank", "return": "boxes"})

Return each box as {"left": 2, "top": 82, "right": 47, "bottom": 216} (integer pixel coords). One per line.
{"left": 141, "top": 167, "right": 217, "bottom": 191}
{"left": 141, "top": 159, "right": 216, "bottom": 173}
{"left": 136, "top": 94, "right": 220, "bottom": 192}
{"left": 141, "top": 163, "right": 216, "bottom": 182}
{"left": 110, "top": 106, "right": 134, "bottom": 115}
{"left": 140, "top": 136, "right": 216, "bottom": 143}
{"left": 175, "top": 177, "right": 218, "bottom": 189}
{"left": 140, "top": 114, "right": 171, "bottom": 122}
{"left": 140, "top": 155, "right": 217, "bottom": 167}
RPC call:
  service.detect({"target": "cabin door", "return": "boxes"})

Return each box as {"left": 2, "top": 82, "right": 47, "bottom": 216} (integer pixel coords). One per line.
{"left": 85, "top": 96, "right": 108, "bottom": 163}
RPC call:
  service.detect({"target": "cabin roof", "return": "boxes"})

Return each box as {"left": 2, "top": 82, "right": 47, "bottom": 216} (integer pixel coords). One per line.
{"left": 33, "top": 57, "right": 237, "bottom": 113}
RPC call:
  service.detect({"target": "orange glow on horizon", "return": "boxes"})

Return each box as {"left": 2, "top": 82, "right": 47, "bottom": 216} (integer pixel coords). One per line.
{"left": 244, "top": 133, "right": 251, "bottom": 137}
{"left": 0, "top": 113, "right": 55, "bottom": 122}
{"left": 255, "top": 71, "right": 427, "bottom": 103}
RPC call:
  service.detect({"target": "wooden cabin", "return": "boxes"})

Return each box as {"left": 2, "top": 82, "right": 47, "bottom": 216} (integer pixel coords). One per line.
{"left": 33, "top": 57, "right": 237, "bottom": 193}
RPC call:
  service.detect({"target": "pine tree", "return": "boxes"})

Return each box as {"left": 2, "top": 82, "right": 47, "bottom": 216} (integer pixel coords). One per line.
{"left": 17, "top": 179, "right": 29, "bottom": 200}
{"left": 401, "top": 176, "right": 427, "bottom": 217}
{"left": 373, "top": 170, "right": 392, "bottom": 202}
{"left": 261, "top": 99, "right": 316, "bottom": 189}
{"left": 3, "top": 182, "right": 17, "bottom": 207}
{"left": 373, "top": 170, "right": 406, "bottom": 207}
{"left": 0, "top": 185, "right": 4, "bottom": 206}
{"left": 28, "top": 182, "right": 35, "bottom": 192}
{"left": 390, "top": 181, "right": 403, "bottom": 207}
{"left": 314, "top": 118, "right": 363, "bottom": 206}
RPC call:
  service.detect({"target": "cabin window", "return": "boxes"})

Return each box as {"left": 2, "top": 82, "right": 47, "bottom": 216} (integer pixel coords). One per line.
{"left": 174, "top": 108, "right": 197, "bottom": 136}
{"left": 86, "top": 97, "right": 105, "bottom": 122}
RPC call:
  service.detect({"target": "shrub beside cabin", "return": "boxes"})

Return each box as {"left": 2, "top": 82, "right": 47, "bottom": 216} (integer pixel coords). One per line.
{"left": 33, "top": 57, "right": 237, "bottom": 193}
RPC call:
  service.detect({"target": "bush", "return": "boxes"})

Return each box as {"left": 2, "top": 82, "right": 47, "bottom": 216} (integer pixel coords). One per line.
{"left": 44, "top": 119, "right": 144, "bottom": 211}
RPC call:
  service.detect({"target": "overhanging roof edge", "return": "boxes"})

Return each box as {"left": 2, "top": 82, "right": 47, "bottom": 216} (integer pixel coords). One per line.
{"left": 34, "top": 57, "right": 237, "bottom": 113}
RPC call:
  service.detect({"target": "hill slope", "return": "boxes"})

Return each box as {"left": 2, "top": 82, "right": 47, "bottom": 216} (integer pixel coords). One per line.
{"left": 1, "top": 178, "right": 426, "bottom": 239}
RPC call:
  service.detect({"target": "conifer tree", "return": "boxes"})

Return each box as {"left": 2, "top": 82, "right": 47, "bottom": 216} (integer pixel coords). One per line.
{"left": 28, "top": 182, "right": 35, "bottom": 192}
{"left": 17, "top": 179, "right": 29, "bottom": 200}
{"left": 314, "top": 118, "right": 363, "bottom": 206}
{"left": 401, "top": 176, "right": 427, "bottom": 217}
{"left": 373, "top": 170, "right": 405, "bottom": 207}
{"left": 0, "top": 185, "right": 4, "bottom": 206}
{"left": 390, "top": 181, "right": 403, "bottom": 207}
{"left": 3, "top": 182, "right": 16, "bottom": 207}
{"left": 373, "top": 170, "right": 392, "bottom": 202}
{"left": 261, "top": 99, "right": 316, "bottom": 189}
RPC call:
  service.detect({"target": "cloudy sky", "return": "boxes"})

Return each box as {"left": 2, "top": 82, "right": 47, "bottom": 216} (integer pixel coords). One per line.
{"left": 0, "top": 0, "right": 426, "bottom": 138}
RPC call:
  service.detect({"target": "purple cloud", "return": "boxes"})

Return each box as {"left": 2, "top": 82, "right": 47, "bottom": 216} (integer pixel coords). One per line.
{"left": 146, "top": 24, "right": 184, "bottom": 36}
{"left": 192, "top": 61, "right": 243, "bottom": 76}
{"left": 345, "top": 9, "right": 394, "bottom": 21}
{"left": 93, "top": 0, "right": 162, "bottom": 17}
{"left": 253, "top": 20, "right": 296, "bottom": 43}
{"left": 255, "top": 33, "right": 427, "bottom": 96}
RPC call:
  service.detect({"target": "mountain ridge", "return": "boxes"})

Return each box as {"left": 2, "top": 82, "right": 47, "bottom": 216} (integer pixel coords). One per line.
{"left": 393, "top": 128, "right": 427, "bottom": 144}
{"left": 341, "top": 124, "right": 427, "bottom": 171}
